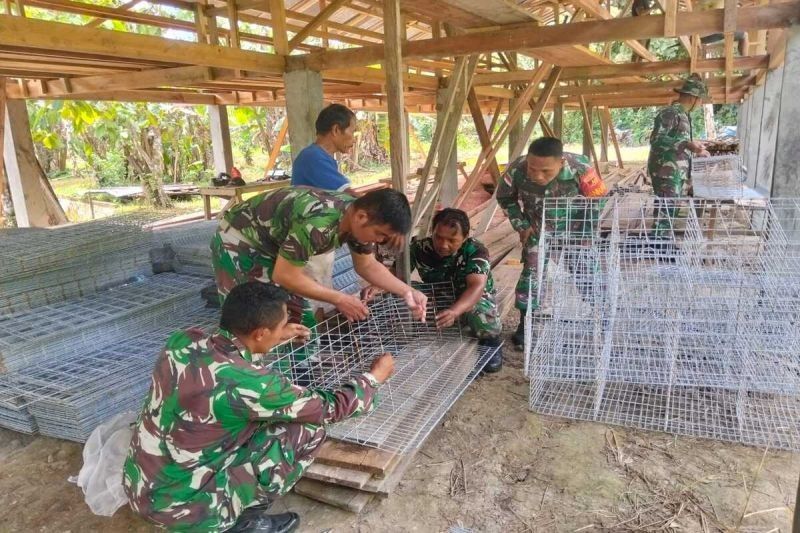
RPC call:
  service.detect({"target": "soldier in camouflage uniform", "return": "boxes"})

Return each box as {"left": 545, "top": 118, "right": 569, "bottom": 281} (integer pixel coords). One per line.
{"left": 410, "top": 208, "right": 504, "bottom": 372}
{"left": 210, "top": 187, "right": 428, "bottom": 325}
{"left": 648, "top": 74, "right": 711, "bottom": 237}
{"left": 123, "top": 282, "right": 395, "bottom": 533}
{"left": 497, "top": 137, "right": 609, "bottom": 348}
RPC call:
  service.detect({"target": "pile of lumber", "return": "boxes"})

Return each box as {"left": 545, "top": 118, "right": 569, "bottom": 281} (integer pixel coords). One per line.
{"left": 703, "top": 139, "right": 739, "bottom": 155}
{"left": 295, "top": 439, "right": 416, "bottom": 512}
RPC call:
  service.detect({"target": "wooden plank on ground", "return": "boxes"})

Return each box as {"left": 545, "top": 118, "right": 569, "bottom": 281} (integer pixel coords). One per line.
{"left": 293, "top": 478, "right": 374, "bottom": 513}
{"left": 314, "top": 439, "right": 398, "bottom": 477}
{"left": 362, "top": 450, "right": 416, "bottom": 496}
{"left": 304, "top": 461, "right": 373, "bottom": 489}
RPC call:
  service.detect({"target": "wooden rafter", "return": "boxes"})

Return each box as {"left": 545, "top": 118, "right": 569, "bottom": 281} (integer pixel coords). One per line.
{"left": 288, "top": 0, "right": 351, "bottom": 51}
{"left": 0, "top": 14, "right": 285, "bottom": 74}
{"left": 292, "top": 3, "right": 800, "bottom": 70}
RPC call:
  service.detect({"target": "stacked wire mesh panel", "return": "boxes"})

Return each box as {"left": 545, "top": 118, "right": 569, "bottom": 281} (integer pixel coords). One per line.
{"left": 526, "top": 195, "right": 800, "bottom": 450}
{"left": 690, "top": 154, "right": 746, "bottom": 198}
{"left": 261, "top": 282, "right": 498, "bottom": 454}
{"left": 0, "top": 214, "right": 220, "bottom": 439}
{"left": 0, "top": 273, "right": 213, "bottom": 438}
{"left": 16, "top": 299, "right": 219, "bottom": 441}
{"left": 0, "top": 213, "right": 164, "bottom": 314}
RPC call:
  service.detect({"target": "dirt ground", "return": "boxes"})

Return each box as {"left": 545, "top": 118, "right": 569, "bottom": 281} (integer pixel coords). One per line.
{"left": 0, "top": 316, "right": 797, "bottom": 533}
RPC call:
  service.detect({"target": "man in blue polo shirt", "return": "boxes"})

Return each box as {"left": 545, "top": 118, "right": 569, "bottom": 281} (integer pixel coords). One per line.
{"left": 291, "top": 104, "right": 357, "bottom": 193}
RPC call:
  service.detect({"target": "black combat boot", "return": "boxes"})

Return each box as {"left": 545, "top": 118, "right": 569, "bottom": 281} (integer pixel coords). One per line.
{"left": 226, "top": 510, "right": 299, "bottom": 533}
{"left": 511, "top": 310, "right": 525, "bottom": 349}
{"left": 479, "top": 336, "right": 503, "bottom": 373}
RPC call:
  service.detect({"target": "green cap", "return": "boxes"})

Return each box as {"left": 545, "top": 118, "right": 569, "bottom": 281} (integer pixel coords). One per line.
{"left": 674, "top": 74, "right": 709, "bottom": 99}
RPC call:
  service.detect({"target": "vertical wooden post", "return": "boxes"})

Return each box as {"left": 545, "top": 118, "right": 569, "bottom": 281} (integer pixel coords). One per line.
{"left": 582, "top": 110, "right": 591, "bottom": 157}
{"left": 4, "top": 99, "right": 67, "bottom": 226}
{"left": 225, "top": 0, "right": 240, "bottom": 48}
{"left": 553, "top": 99, "right": 563, "bottom": 138}
{"left": 603, "top": 108, "right": 623, "bottom": 169}
{"left": 269, "top": 0, "right": 289, "bottom": 56}
{"left": 194, "top": 0, "right": 208, "bottom": 43}
{"left": 437, "top": 88, "right": 458, "bottom": 207}
{"left": 598, "top": 106, "right": 609, "bottom": 163}
{"left": 578, "top": 96, "right": 601, "bottom": 176}
{"left": 383, "top": 0, "right": 410, "bottom": 279}
{"left": 319, "top": 0, "right": 329, "bottom": 48}
{"left": 209, "top": 105, "right": 234, "bottom": 175}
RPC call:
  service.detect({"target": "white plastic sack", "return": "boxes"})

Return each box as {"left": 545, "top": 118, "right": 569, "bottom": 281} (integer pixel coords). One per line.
{"left": 70, "top": 411, "right": 137, "bottom": 516}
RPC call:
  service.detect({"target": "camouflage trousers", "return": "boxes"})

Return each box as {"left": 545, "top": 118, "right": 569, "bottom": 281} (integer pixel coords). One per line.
{"left": 219, "top": 422, "right": 326, "bottom": 533}
{"left": 461, "top": 293, "right": 502, "bottom": 340}
{"left": 648, "top": 162, "right": 689, "bottom": 238}
{"left": 516, "top": 236, "right": 598, "bottom": 312}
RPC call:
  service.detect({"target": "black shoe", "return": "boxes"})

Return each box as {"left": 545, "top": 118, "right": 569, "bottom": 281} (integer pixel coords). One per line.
{"left": 511, "top": 311, "right": 525, "bottom": 349}
{"left": 226, "top": 511, "right": 299, "bottom": 533}
{"left": 479, "top": 337, "right": 503, "bottom": 373}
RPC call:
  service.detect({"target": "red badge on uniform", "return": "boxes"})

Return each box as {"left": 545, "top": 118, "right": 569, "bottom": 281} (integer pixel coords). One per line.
{"left": 579, "top": 169, "right": 608, "bottom": 198}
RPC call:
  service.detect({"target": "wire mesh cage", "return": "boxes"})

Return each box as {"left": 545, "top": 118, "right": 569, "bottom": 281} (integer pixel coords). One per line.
{"left": 525, "top": 195, "right": 800, "bottom": 451}
{"left": 258, "top": 282, "right": 498, "bottom": 454}
{"left": 690, "top": 154, "right": 746, "bottom": 198}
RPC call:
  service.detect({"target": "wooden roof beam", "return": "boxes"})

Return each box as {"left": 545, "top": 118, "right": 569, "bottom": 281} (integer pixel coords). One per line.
{"left": 0, "top": 14, "right": 285, "bottom": 74}
{"left": 5, "top": 86, "right": 220, "bottom": 104}
{"left": 472, "top": 54, "right": 769, "bottom": 85}
{"left": 289, "top": 3, "right": 799, "bottom": 70}
{"left": 552, "top": 75, "right": 750, "bottom": 97}
{"left": 11, "top": 66, "right": 236, "bottom": 98}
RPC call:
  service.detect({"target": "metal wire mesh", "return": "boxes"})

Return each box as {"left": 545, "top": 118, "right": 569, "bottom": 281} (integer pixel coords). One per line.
{"left": 691, "top": 154, "right": 746, "bottom": 198}
{"left": 9, "top": 299, "right": 220, "bottom": 442}
{"left": 0, "top": 213, "right": 212, "bottom": 315}
{"left": 526, "top": 196, "right": 800, "bottom": 451}
{"left": 0, "top": 273, "right": 209, "bottom": 372}
{"left": 260, "top": 282, "right": 498, "bottom": 454}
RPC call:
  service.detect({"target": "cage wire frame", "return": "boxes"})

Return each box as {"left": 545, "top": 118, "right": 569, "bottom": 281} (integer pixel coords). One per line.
{"left": 258, "top": 281, "right": 498, "bottom": 454}
{"left": 525, "top": 195, "right": 800, "bottom": 451}
{"left": 690, "top": 154, "right": 746, "bottom": 199}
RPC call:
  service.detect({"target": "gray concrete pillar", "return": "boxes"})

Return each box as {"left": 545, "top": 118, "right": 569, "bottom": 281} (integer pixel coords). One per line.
{"left": 283, "top": 69, "right": 324, "bottom": 162}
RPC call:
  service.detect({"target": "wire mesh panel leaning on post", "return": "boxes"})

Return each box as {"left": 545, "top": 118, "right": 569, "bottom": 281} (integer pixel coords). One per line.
{"left": 526, "top": 194, "right": 800, "bottom": 451}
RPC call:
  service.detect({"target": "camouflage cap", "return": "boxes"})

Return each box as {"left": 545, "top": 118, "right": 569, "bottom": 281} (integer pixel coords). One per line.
{"left": 674, "top": 74, "right": 709, "bottom": 99}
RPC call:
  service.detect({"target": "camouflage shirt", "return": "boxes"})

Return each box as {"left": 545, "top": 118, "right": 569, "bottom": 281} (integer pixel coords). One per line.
{"left": 496, "top": 152, "right": 608, "bottom": 237}
{"left": 123, "top": 327, "right": 380, "bottom": 532}
{"left": 410, "top": 237, "right": 495, "bottom": 297}
{"left": 648, "top": 102, "right": 692, "bottom": 168}
{"left": 222, "top": 187, "right": 374, "bottom": 273}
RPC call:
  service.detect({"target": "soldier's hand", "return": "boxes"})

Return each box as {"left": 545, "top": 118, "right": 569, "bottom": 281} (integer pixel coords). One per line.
{"left": 369, "top": 353, "right": 395, "bottom": 384}
{"left": 360, "top": 285, "right": 380, "bottom": 303}
{"left": 282, "top": 323, "right": 311, "bottom": 342}
{"left": 334, "top": 293, "right": 369, "bottom": 322}
{"left": 435, "top": 308, "right": 459, "bottom": 329}
{"left": 518, "top": 227, "right": 534, "bottom": 245}
{"left": 403, "top": 289, "right": 428, "bottom": 322}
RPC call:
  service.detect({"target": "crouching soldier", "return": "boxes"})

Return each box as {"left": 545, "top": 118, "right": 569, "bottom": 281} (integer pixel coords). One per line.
{"left": 123, "top": 281, "right": 394, "bottom": 532}
{"left": 410, "top": 208, "right": 504, "bottom": 372}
